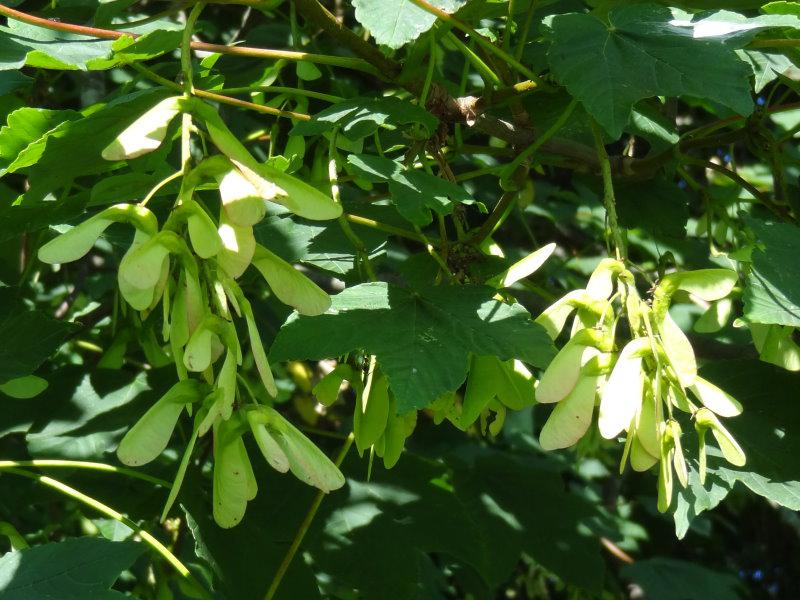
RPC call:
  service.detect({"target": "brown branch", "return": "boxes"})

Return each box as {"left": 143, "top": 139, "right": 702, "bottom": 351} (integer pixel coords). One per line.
{"left": 0, "top": 2, "right": 378, "bottom": 74}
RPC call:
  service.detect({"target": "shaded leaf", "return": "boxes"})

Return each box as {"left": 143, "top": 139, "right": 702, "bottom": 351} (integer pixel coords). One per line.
{"left": 743, "top": 219, "right": 800, "bottom": 326}
{"left": 270, "top": 282, "right": 555, "bottom": 412}
{"left": 0, "top": 537, "right": 144, "bottom": 600}
{"left": 0, "top": 288, "right": 77, "bottom": 384}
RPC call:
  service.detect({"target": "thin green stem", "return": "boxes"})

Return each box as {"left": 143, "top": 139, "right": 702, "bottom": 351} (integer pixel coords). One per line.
{"left": 181, "top": 2, "right": 205, "bottom": 95}
{"left": 0, "top": 2, "right": 378, "bottom": 74}
{"left": 514, "top": 0, "right": 537, "bottom": 61}
{"left": 0, "top": 466, "right": 209, "bottom": 598}
{"left": 329, "top": 133, "right": 377, "bottom": 281}
{"left": 503, "top": 0, "right": 515, "bottom": 50}
{"left": 409, "top": 0, "right": 543, "bottom": 85}
{"left": 0, "top": 459, "right": 170, "bottom": 487}
{"left": 128, "top": 62, "right": 310, "bottom": 120}
{"left": 344, "top": 213, "right": 428, "bottom": 244}
{"left": 470, "top": 191, "right": 518, "bottom": 244}
{"left": 263, "top": 432, "right": 355, "bottom": 600}
{"left": 500, "top": 98, "right": 577, "bottom": 183}
{"left": 140, "top": 170, "right": 183, "bottom": 207}
{"left": 419, "top": 34, "right": 437, "bottom": 108}
{"left": 590, "top": 120, "right": 626, "bottom": 260}
{"left": 446, "top": 31, "right": 502, "bottom": 88}
{"left": 219, "top": 85, "right": 343, "bottom": 103}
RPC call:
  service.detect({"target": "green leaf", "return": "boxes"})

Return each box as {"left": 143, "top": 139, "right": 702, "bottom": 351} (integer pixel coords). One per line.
{"left": 675, "top": 360, "right": 800, "bottom": 536}
{"left": 184, "top": 445, "right": 602, "bottom": 599}
{"left": 352, "top": 0, "right": 467, "bottom": 49}
{"left": 0, "top": 20, "right": 115, "bottom": 71}
{"left": 743, "top": 219, "right": 800, "bottom": 326}
{"left": 616, "top": 177, "right": 689, "bottom": 238}
{"left": 20, "top": 368, "right": 172, "bottom": 460}
{"left": 347, "top": 154, "right": 475, "bottom": 226}
{"left": 0, "top": 288, "right": 77, "bottom": 384}
{"left": 290, "top": 96, "right": 438, "bottom": 140}
{"left": 254, "top": 211, "right": 389, "bottom": 276}
{"left": 622, "top": 558, "right": 743, "bottom": 600}
{"left": 548, "top": 4, "right": 754, "bottom": 137}
{"left": 0, "top": 537, "right": 144, "bottom": 599}
{"left": 7, "top": 89, "right": 173, "bottom": 201}
{"left": 0, "top": 107, "right": 80, "bottom": 175}
{"left": 0, "top": 70, "right": 32, "bottom": 95}
{"left": 270, "top": 283, "right": 555, "bottom": 412}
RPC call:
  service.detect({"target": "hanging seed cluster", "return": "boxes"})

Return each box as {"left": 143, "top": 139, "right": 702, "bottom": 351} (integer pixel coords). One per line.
{"left": 38, "top": 96, "right": 347, "bottom": 527}
{"left": 534, "top": 259, "right": 746, "bottom": 511}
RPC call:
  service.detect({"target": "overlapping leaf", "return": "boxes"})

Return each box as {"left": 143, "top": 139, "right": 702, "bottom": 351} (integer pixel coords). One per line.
{"left": 270, "top": 283, "right": 555, "bottom": 412}
{"left": 548, "top": 4, "right": 754, "bottom": 137}
{"left": 352, "top": 0, "right": 467, "bottom": 49}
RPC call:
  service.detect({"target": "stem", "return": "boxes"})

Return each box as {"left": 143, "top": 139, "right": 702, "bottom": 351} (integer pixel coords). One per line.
{"left": 590, "top": 120, "right": 626, "bottom": 259}
{"left": 181, "top": 2, "right": 205, "bottom": 95}
{"left": 263, "top": 432, "right": 355, "bottom": 600}
{"left": 344, "top": 213, "right": 428, "bottom": 244}
{"left": 0, "top": 459, "right": 170, "bottom": 487}
{"left": 0, "top": 2, "right": 377, "bottom": 74}
{"left": 140, "top": 170, "right": 183, "bottom": 207}
{"left": 419, "top": 34, "right": 437, "bottom": 109}
{"left": 408, "top": 0, "right": 544, "bottom": 85}
{"left": 328, "top": 133, "right": 377, "bottom": 281}
{"left": 500, "top": 98, "right": 577, "bottom": 183}
{"left": 0, "top": 466, "right": 209, "bottom": 598}
{"left": 446, "top": 31, "right": 502, "bottom": 88}
{"left": 220, "top": 85, "right": 343, "bottom": 103}
{"left": 514, "top": 0, "right": 537, "bottom": 61}
{"left": 470, "top": 191, "right": 517, "bottom": 244}
{"left": 129, "top": 62, "right": 311, "bottom": 120}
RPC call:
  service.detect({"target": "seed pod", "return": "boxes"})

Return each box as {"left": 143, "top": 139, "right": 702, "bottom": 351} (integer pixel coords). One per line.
{"left": 598, "top": 338, "right": 649, "bottom": 439}
{"left": 657, "top": 422, "right": 675, "bottom": 512}
{"left": 459, "top": 354, "right": 501, "bottom": 428}
{"left": 238, "top": 295, "right": 278, "bottom": 397}
{"left": 539, "top": 372, "right": 599, "bottom": 451}
{"left": 636, "top": 390, "right": 661, "bottom": 458}
{"left": 669, "top": 420, "right": 688, "bottom": 488}
{"left": 248, "top": 413, "right": 290, "bottom": 473}
{"left": 672, "top": 269, "right": 738, "bottom": 302}
{"left": 117, "top": 230, "right": 161, "bottom": 311}
{"left": 354, "top": 368, "right": 390, "bottom": 454}
{"left": 38, "top": 203, "right": 158, "bottom": 264}
{"left": 586, "top": 258, "right": 624, "bottom": 300}
{"left": 186, "top": 98, "right": 342, "bottom": 221}
{"left": 119, "top": 233, "right": 171, "bottom": 292}
{"left": 758, "top": 325, "right": 800, "bottom": 372}
{"left": 695, "top": 408, "right": 746, "bottom": 467}
{"left": 495, "top": 359, "right": 535, "bottom": 410}
{"left": 254, "top": 406, "right": 345, "bottom": 492}
{"left": 487, "top": 242, "right": 556, "bottom": 288}
{"left": 251, "top": 244, "right": 331, "bottom": 316}
{"left": 629, "top": 435, "right": 659, "bottom": 472}
{"left": 184, "top": 317, "right": 221, "bottom": 372}
{"left": 694, "top": 297, "right": 732, "bottom": 334}
{"left": 102, "top": 96, "right": 182, "bottom": 161}
{"left": 688, "top": 376, "right": 742, "bottom": 417}
{"left": 216, "top": 215, "right": 256, "bottom": 279}
{"left": 117, "top": 379, "right": 204, "bottom": 466}
{"left": 378, "top": 397, "right": 417, "bottom": 468}
{"left": 536, "top": 338, "right": 599, "bottom": 404}
{"left": 535, "top": 290, "right": 588, "bottom": 339}
{"left": 658, "top": 311, "right": 697, "bottom": 387}
{"left": 313, "top": 364, "right": 356, "bottom": 407}
{"left": 217, "top": 163, "right": 275, "bottom": 226}
{"left": 184, "top": 200, "right": 223, "bottom": 259}
{"left": 212, "top": 419, "right": 253, "bottom": 528}
{"left": 216, "top": 349, "right": 237, "bottom": 421}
